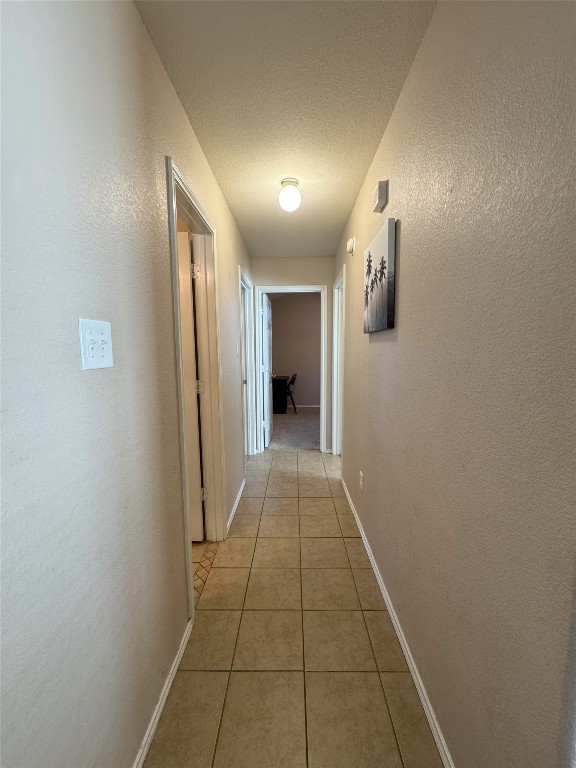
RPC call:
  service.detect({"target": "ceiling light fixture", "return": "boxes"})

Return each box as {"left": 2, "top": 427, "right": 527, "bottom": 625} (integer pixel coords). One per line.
{"left": 278, "top": 178, "right": 301, "bottom": 213}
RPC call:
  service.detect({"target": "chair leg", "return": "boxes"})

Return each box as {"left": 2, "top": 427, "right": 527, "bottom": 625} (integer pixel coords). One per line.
{"left": 288, "top": 391, "right": 297, "bottom": 414}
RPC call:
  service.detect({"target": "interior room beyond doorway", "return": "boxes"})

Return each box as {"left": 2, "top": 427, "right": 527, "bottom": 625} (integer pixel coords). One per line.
{"left": 268, "top": 292, "right": 321, "bottom": 451}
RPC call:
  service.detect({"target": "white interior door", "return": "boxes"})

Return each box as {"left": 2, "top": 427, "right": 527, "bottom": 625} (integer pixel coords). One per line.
{"left": 177, "top": 231, "right": 204, "bottom": 541}
{"left": 332, "top": 268, "right": 345, "bottom": 456}
{"left": 262, "top": 294, "right": 273, "bottom": 448}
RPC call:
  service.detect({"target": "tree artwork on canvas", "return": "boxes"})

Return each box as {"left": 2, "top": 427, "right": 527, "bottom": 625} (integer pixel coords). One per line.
{"left": 363, "top": 218, "right": 397, "bottom": 333}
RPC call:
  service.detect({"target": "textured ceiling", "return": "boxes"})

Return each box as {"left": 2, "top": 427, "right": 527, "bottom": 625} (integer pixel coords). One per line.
{"left": 136, "top": 1, "right": 436, "bottom": 258}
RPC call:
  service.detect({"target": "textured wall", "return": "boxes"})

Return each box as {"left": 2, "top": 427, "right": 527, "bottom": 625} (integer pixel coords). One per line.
{"left": 271, "top": 294, "right": 322, "bottom": 406}
{"left": 335, "top": 3, "right": 576, "bottom": 767}
{"left": 1, "top": 3, "right": 250, "bottom": 767}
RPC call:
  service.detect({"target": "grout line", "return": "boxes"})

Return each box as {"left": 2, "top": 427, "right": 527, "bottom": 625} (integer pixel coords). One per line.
{"left": 297, "top": 450, "right": 310, "bottom": 768}
{"left": 210, "top": 505, "right": 257, "bottom": 766}
{"left": 345, "top": 540, "right": 406, "bottom": 767}
{"left": 378, "top": 671, "right": 408, "bottom": 768}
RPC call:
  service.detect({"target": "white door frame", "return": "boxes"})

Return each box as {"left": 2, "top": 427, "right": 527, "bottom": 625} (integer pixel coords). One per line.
{"left": 239, "top": 269, "right": 257, "bottom": 455}
{"left": 332, "top": 266, "right": 346, "bottom": 456}
{"left": 254, "top": 284, "right": 328, "bottom": 454}
{"left": 261, "top": 293, "right": 274, "bottom": 448}
{"left": 166, "top": 157, "right": 227, "bottom": 614}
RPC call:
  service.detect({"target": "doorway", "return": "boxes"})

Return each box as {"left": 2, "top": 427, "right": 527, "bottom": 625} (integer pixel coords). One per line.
{"left": 166, "top": 158, "right": 227, "bottom": 615}
{"left": 332, "top": 266, "right": 345, "bottom": 456}
{"left": 239, "top": 270, "right": 257, "bottom": 456}
{"left": 254, "top": 285, "right": 328, "bottom": 454}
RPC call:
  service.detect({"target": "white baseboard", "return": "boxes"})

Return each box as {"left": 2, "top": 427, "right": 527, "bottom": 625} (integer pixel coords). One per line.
{"left": 132, "top": 619, "right": 193, "bottom": 768}
{"left": 227, "top": 478, "right": 246, "bottom": 531}
{"left": 341, "top": 480, "right": 455, "bottom": 768}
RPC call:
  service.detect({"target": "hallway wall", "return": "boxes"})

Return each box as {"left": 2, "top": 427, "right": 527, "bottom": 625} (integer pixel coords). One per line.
{"left": 1, "top": 3, "right": 251, "bottom": 767}
{"left": 271, "top": 293, "right": 321, "bottom": 407}
{"left": 335, "top": 3, "right": 576, "bottom": 768}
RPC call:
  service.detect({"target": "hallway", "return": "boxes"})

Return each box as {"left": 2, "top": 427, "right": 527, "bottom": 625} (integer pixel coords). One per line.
{"left": 144, "top": 450, "right": 442, "bottom": 768}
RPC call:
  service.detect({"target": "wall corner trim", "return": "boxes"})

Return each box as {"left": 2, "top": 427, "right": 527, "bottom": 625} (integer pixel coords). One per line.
{"left": 341, "top": 481, "right": 456, "bottom": 768}
{"left": 227, "top": 478, "right": 246, "bottom": 532}
{"left": 132, "top": 618, "right": 193, "bottom": 768}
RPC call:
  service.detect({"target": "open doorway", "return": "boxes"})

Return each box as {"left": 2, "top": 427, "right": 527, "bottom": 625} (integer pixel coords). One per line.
{"left": 255, "top": 285, "right": 328, "bottom": 454}
{"left": 268, "top": 292, "right": 321, "bottom": 450}
{"left": 166, "top": 158, "right": 227, "bottom": 615}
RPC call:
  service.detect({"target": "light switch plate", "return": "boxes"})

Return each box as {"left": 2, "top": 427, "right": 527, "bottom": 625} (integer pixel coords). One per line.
{"left": 79, "top": 319, "right": 113, "bottom": 370}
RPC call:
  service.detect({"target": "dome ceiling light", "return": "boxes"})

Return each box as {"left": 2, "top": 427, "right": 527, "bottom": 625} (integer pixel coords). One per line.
{"left": 278, "top": 178, "right": 301, "bottom": 213}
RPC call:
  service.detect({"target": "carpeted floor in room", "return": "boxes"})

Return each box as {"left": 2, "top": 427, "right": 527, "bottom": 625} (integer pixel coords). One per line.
{"left": 268, "top": 407, "right": 320, "bottom": 451}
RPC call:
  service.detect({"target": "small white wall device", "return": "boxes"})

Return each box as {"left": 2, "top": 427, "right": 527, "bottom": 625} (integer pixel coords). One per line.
{"left": 372, "top": 180, "right": 389, "bottom": 213}
{"left": 79, "top": 318, "right": 114, "bottom": 370}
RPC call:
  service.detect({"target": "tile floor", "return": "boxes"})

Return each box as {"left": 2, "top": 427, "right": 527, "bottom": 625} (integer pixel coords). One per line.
{"left": 144, "top": 450, "right": 443, "bottom": 768}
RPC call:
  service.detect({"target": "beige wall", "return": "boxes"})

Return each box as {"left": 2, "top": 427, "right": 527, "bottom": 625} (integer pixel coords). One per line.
{"left": 335, "top": 3, "right": 576, "bottom": 767}
{"left": 271, "top": 294, "right": 321, "bottom": 407}
{"left": 1, "top": 3, "right": 250, "bottom": 767}
{"left": 252, "top": 256, "right": 334, "bottom": 447}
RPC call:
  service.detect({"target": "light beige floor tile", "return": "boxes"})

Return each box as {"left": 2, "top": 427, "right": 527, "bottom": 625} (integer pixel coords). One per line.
{"left": 233, "top": 611, "right": 303, "bottom": 670}
{"left": 298, "top": 450, "right": 322, "bottom": 459}
{"left": 333, "top": 497, "right": 353, "bottom": 515}
{"left": 272, "top": 451, "right": 298, "bottom": 461}
{"left": 271, "top": 461, "right": 298, "bottom": 472}
{"left": 180, "top": 611, "right": 241, "bottom": 670}
{"left": 298, "top": 465, "right": 327, "bottom": 480}
{"left": 252, "top": 538, "right": 301, "bottom": 568}
{"left": 381, "top": 673, "right": 444, "bottom": 768}
{"left": 246, "top": 456, "right": 272, "bottom": 467}
{"left": 245, "top": 470, "right": 270, "bottom": 483}
{"left": 298, "top": 468, "right": 327, "bottom": 480}
{"left": 306, "top": 672, "right": 402, "bottom": 768}
{"left": 236, "top": 498, "right": 264, "bottom": 515}
{"left": 329, "top": 479, "right": 346, "bottom": 498}
{"left": 302, "top": 569, "right": 360, "bottom": 610}
{"left": 213, "top": 671, "right": 306, "bottom": 768}
{"left": 258, "top": 516, "right": 300, "bottom": 538}
{"left": 344, "top": 537, "right": 371, "bottom": 568}
{"left": 197, "top": 568, "right": 250, "bottom": 609}
{"left": 262, "top": 497, "right": 299, "bottom": 515}
{"left": 245, "top": 462, "right": 272, "bottom": 473}
{"left": 212, "top": 538, "right": 256, "bottom": 568}
{"left": 338, "top": 515, "right": 361, "bottom": 537}
{"left": 300, "top": 514, "right": 342, "bottom": 538}
{"left": 266, "top": 480, "right": 298, "bottom": 497}
{"left": 270, "top": 457, "right": 297, "bottom": 465}
{"left": 144, "top": 671, "right": 228, "bottom": 768}
{"left": 191, "top": 542, "right": 208, "bottom": 562}
{"left": 228, "top": 515, "right": 261, "bottom": 538}
{"left": 268, "top": 470, "right": 298, "bottom": 482}
{"left": 243, "top": 482, "right": 267, "bottom": 498}
{"left": 364, "top": 612, "right": 409, "bottom": 671}
{"left": 299, "top": 479, "right": 331, "bottom": 497}
{"left": 300, "top": 538, "right": 349, "bottom": 568}
{"left": 303, "top": 611, "right": 376, "bottom": 671}
{"left": 245, "top": 568, "right": 301, "bottom": 610}
{"left": 298, "top": 498, "right": 336, "bottom": 516}
{"left": 353, "top": 568, "right": 386, "bottom": 609}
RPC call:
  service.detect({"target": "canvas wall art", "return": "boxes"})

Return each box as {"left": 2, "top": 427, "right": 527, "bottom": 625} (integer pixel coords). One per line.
{"left": 364, "top": 217, "right": 396, "bottom": 333}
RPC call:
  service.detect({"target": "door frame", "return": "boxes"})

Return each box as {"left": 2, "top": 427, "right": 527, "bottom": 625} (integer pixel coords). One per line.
{"left": 166, "top": 157, "right": 227, "bottom": 615}
{"left": 239, "top": 269, "right": 257, "bottom": 456}
{"left": 254, "top": 284, "right": 328, "bottom": 454}
{"left": 332, "top": 266, "right": 346, "bottom": 456}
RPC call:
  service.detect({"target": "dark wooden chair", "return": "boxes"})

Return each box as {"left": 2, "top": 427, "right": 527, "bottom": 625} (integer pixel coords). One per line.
{"left": 286, "top": 373, "right": 297, "bottom": 414}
